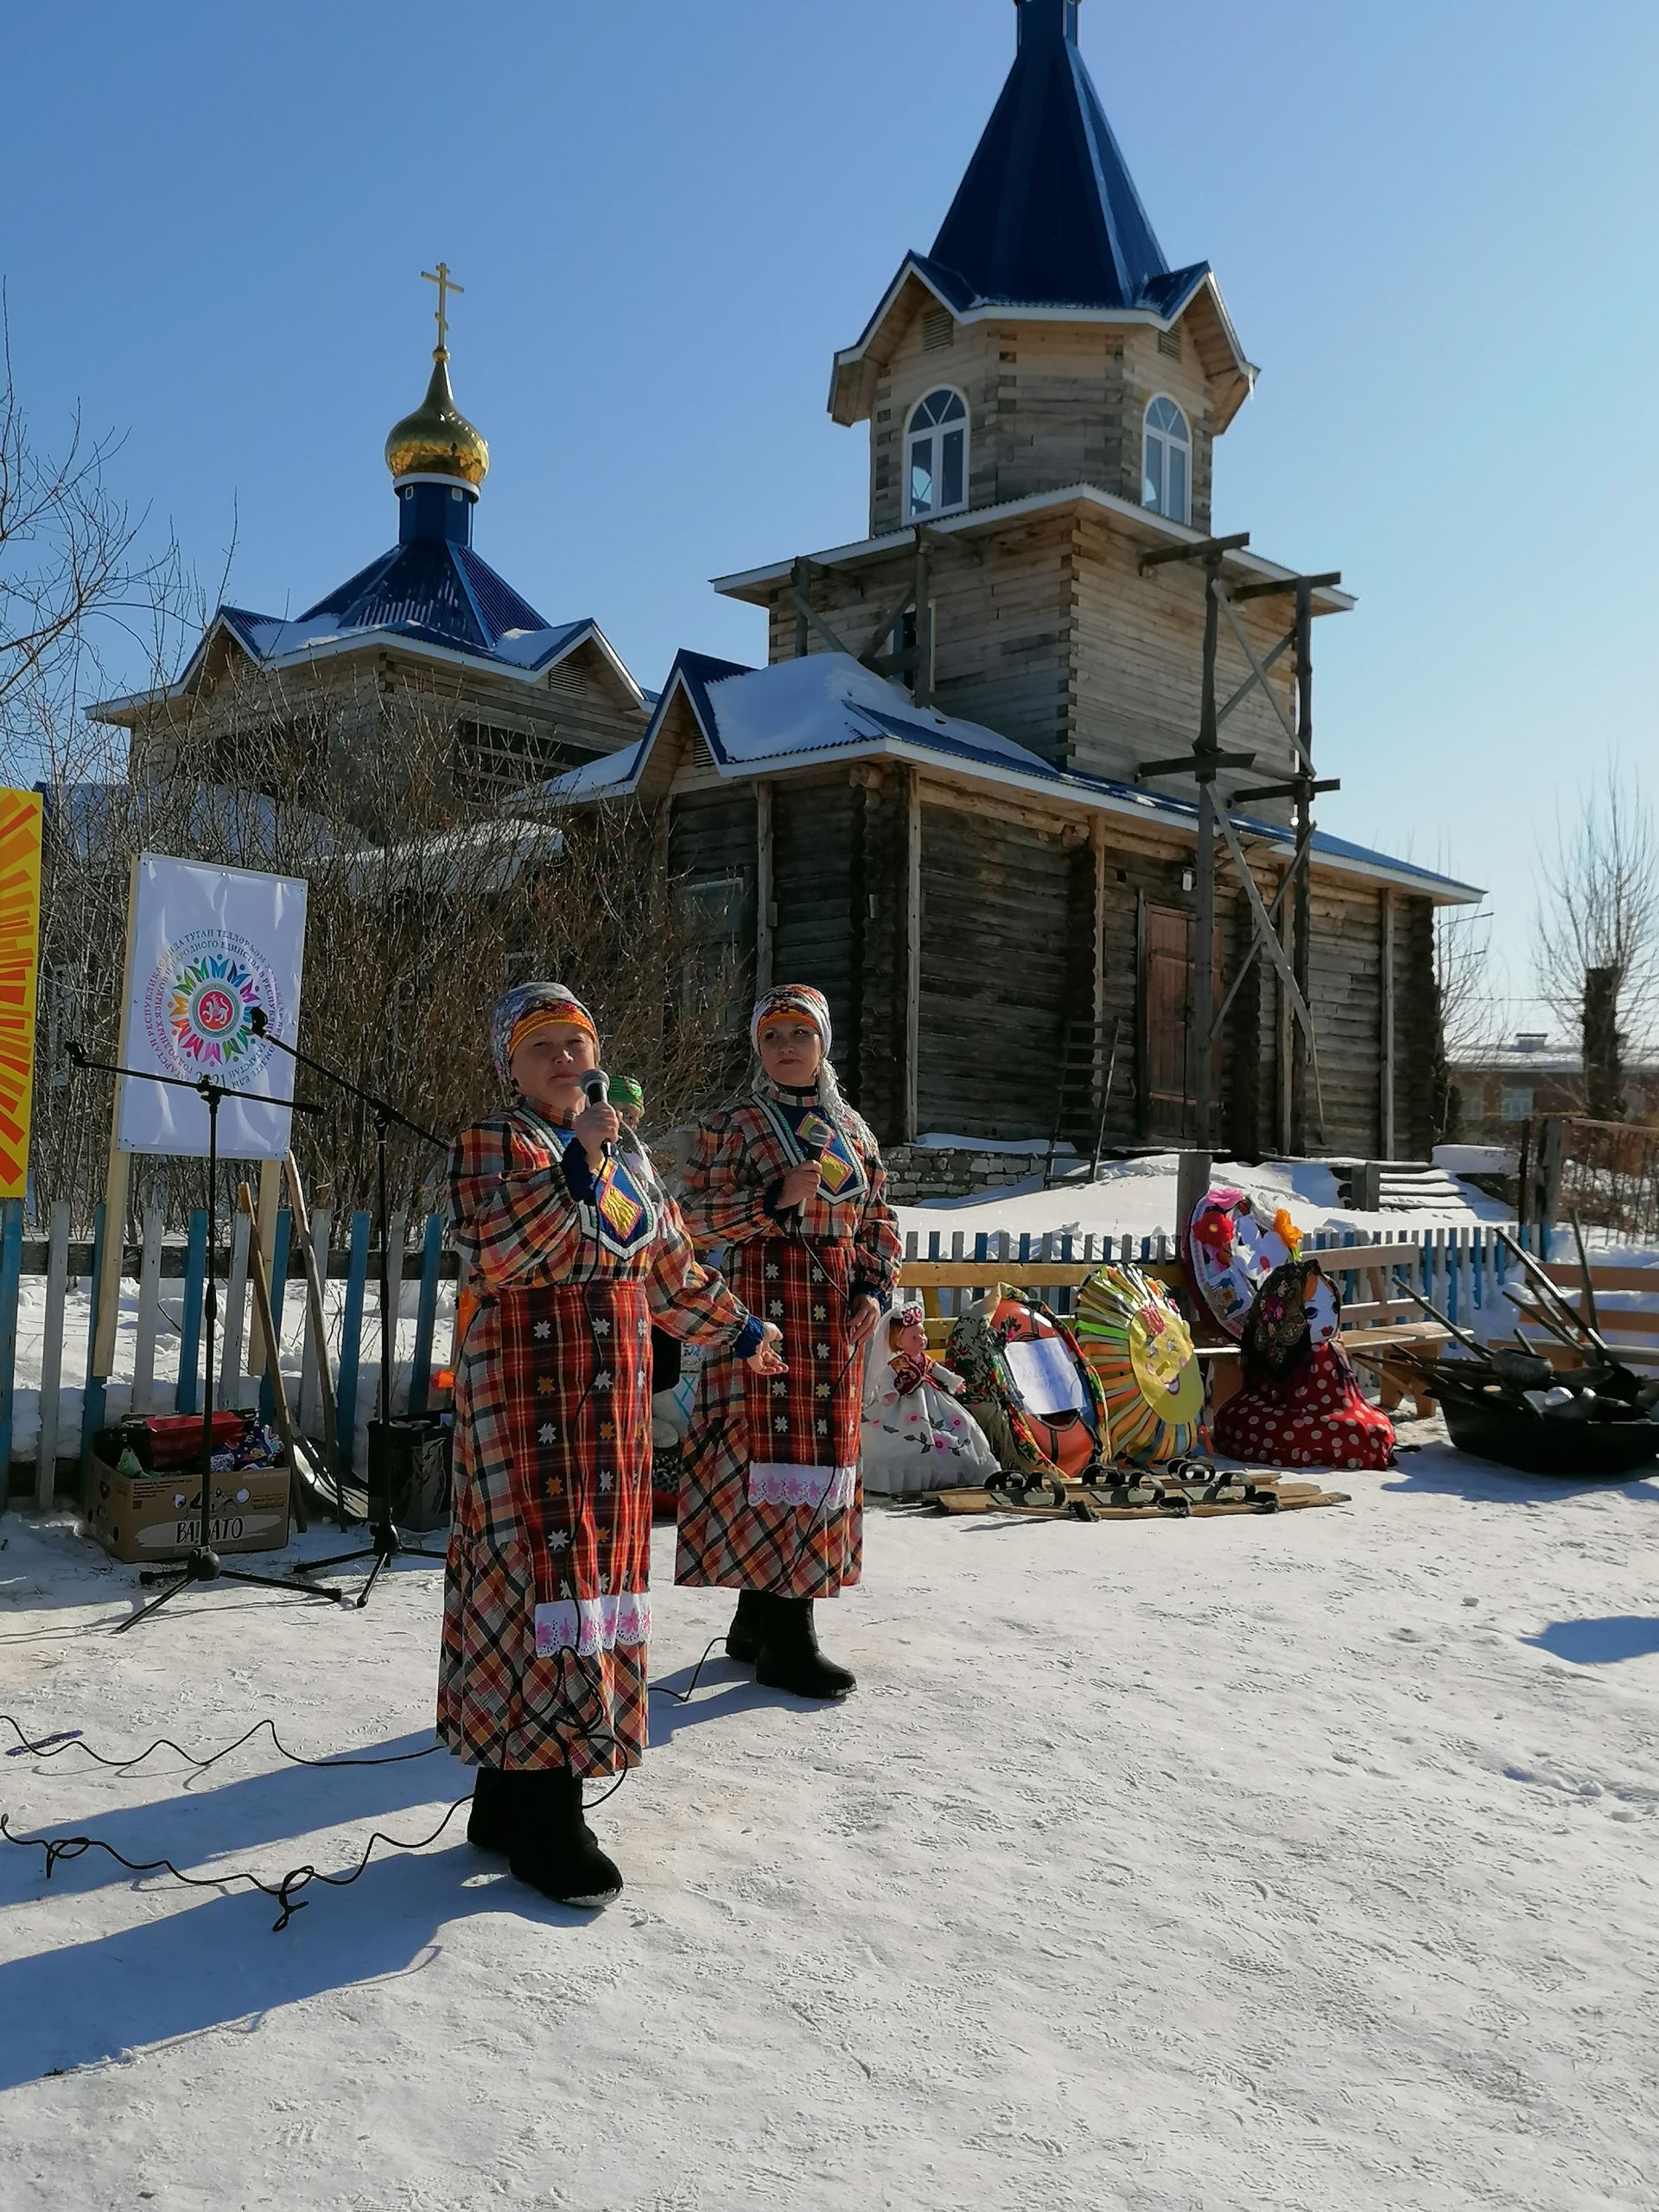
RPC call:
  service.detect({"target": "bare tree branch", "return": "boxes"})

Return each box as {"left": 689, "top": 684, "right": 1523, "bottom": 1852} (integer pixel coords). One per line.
{"left": 16, "top": 666, "right": 743, "bottom": 1229}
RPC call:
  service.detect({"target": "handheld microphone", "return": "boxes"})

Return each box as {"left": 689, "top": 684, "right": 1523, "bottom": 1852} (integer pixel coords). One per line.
{"left": 580, "top": 1068, "right": 613, "bottom": 1160}
{"left": 249, "top": 1007, "right": 269, "bottom": 1037}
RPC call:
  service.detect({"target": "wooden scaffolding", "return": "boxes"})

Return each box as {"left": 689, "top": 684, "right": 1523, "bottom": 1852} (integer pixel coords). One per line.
{"left": 1135, "top": 532, "right": 1342, "bottom": 1155}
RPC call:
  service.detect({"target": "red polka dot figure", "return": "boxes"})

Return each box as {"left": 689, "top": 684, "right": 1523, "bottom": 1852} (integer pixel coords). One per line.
{"left": 1213, "top": 1260, "right": 1395, "bottom": 1473}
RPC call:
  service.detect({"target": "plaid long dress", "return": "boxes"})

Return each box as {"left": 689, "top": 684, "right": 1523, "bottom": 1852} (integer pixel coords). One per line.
{"left": 438, "top": 1109, "right": 757, "bottom": 1778}
{"left": 675, "top": 1083, "right": 902, "bottom": 1599}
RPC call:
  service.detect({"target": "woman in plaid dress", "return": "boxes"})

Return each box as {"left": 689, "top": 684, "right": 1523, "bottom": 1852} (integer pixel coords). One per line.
{"left": 441, "top": 982, "right": 782, "bottom": 1907}
{"left": 676, "top": 986, "right": 901, "bottom": 1700}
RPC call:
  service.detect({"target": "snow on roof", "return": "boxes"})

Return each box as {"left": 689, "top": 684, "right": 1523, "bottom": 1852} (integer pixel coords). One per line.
{"left": 338, "top": 816, "right": 563, "bottom": 896}
{"left": 545, "top": 748, "right": 645, "bottom": 799}
{"left": 700, "top": 653, "right": 1048, "bottom": 772}
{"left": 517, "top": 646, "right": 1481, "bottom": 904}
{"left": 488, "top": 620, "right": 598, "bottom": 671}
{"left": 1453, "top": 1043, "right": 1659, "bottom": 1077}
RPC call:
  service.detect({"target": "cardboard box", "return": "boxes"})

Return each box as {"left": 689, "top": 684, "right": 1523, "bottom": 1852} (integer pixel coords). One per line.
{"left": 83, "top": 1451, "right": 291, "bottom": 1565}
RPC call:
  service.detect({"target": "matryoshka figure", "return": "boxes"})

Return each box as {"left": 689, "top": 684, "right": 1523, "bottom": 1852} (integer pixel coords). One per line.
{"left": 861, "top": 1300, "right": 998, "bottom": 1497}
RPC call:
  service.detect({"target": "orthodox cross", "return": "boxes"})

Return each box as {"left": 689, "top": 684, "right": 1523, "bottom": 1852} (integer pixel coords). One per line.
{"left": 422, "top": 261, "right": 464, "bottom": 354}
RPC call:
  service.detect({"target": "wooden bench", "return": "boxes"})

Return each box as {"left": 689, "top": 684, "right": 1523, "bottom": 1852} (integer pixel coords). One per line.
{"left": 899, "top": 1236, "right": 1449, "bottom": 1415}
{"left": 1539, "top": 1259, "right": 1659, "bottom": 1370}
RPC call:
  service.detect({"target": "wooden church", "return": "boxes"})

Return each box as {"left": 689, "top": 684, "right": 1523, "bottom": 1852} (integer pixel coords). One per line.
{"left": 99, "top": 2, "right": 1476, "bottom": 1161}
{"left": 578, "top": 0, "right": 1478, "bottom": 1158}
{"left": 93, "top": 262, "right": 652, "bottom": 805}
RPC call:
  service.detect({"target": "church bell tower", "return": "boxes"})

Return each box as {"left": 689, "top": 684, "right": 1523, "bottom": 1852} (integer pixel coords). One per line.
{"left": 830, "top": 0, "right": 1254, "bottom": 543}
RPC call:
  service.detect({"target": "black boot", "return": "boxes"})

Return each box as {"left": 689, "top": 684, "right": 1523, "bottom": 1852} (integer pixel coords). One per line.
{"left": 725, "top": 1587, "right": 772, "bottom": 1664}
{"left": 506, "top": 1767, "right": 625, "bottom": 1909}
{"left": 467, "top": 1763, "right": 511, "bottom": 1854}
{"left": 755, "top": 1598, "right": 856, "bottom": 1701}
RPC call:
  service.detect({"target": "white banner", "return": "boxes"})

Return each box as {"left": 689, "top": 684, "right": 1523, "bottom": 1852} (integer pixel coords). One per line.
{"left": 115, "top": 855, "right": 308, "bottom": 1160}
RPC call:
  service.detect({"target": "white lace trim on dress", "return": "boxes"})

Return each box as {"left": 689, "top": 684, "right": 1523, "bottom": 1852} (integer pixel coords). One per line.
{"left": 533, "top": 1590, "right": 651, "bottom": 1658}
{"left": 746, "top": 1462, "right": 857, "bottom": 1510}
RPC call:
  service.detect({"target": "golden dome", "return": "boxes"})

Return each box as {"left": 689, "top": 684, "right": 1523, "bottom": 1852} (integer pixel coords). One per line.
{"left": 385, "top": 351, "right": 490, "bottom": 487}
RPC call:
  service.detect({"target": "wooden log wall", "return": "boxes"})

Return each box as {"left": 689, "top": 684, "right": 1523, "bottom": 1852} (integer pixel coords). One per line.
{"left": 128, "top": 635, "right": 647, "bottom": 796}
{"left": 1302, "top": 885, "right": 1388, "bottom": 1159}
{"left": 912, "top": 798, "right": 1073, "bottom": 1139}
{"left": 770, "top": 772, "right": 859, "bottom": 1061}
{"left": 658, "top": 761, "right": 1446, "bottom": 1166}
{"left": 760, "top": 516, "right": 1077, "bottom": 770}
{"left": 665, "top": 788, "right": 757, "bottom": 1055}
{"left": 1392, "top": 895, "right": 1437, "bottom": 1157}
{"left": 760, "top": 510, "right": 1318, "bottom": 804}
{"left": 864, "top": 304, "right": 1222, "bottom": 539}
{"left": 849, "top": 769, "right": 908, "bottom": 1137}
{"left": 1071, "top": 518, "right": 1302, "bottom": 810}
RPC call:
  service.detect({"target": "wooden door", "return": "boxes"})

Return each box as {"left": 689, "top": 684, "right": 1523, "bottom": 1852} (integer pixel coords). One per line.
{"left": 1141, "top": 903, "right": 1224, "bottom": 1141}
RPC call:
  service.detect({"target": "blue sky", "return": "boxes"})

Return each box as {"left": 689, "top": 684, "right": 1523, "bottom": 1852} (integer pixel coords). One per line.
{"left": 3, "top": 0, "right": 1655, "bottom": 1025}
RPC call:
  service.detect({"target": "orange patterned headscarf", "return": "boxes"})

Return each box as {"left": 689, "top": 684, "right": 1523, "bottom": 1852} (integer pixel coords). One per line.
{"left": 751, "top": 984, "right": 831, "bottom": 1054}
{"left": 490, "top": 982, "right": 599, "bottom": 1093}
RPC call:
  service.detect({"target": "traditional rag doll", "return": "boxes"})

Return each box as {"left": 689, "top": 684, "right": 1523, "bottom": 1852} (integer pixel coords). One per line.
{"left": 861, "top": 1300, "right": 998, "bottom": 1496}
{"left": 1212, "top": 1257, "right": 1395, "bottom": 1472}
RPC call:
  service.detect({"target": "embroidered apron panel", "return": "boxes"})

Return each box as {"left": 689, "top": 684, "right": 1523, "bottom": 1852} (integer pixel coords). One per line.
{"left": 519, "top": 1110, "right": 664, "bottom": 1266}
{"left": 732, "top": 1236, "right": 861, "bottom": 1478}
{"left": 499, "top": 1281, "right": 652, "bottom": 1615}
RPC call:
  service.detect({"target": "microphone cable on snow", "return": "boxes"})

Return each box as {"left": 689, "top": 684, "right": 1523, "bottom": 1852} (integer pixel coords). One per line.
{"left": 0, "top": 1713, "right": 467, "bottom": 1932}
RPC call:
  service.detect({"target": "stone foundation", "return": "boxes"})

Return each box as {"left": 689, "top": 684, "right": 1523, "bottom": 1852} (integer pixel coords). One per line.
{"left": 881, "top": 1144, "right": 1058, "bottom": 1205}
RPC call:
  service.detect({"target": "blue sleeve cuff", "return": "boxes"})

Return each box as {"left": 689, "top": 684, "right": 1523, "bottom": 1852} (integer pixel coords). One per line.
{"left": 733, "top": 1315, "right": 766, "bottom": 1361}
{"left": 560, "top": 1146, "right": 598, "bottom": 1205}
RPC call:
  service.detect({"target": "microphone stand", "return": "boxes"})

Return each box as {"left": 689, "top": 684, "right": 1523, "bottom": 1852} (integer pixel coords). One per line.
{"left": 65, "top": 1044, "right": 345, "bottom": 1631}
{"left": 245, "top": 1010, "right": 449, "bottom": 1607}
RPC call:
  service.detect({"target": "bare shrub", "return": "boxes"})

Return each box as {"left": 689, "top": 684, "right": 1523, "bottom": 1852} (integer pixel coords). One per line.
{"left": 21, "top": 667, "right": 740, "bottom": 1229}
{"left": 1534, "top": 761, "right": 1659, "bottom": 1121}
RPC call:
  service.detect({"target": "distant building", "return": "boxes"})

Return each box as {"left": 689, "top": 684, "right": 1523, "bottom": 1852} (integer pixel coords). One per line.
{"left": 1449, "top": 1033, "right": 1659, "bottom": 1139}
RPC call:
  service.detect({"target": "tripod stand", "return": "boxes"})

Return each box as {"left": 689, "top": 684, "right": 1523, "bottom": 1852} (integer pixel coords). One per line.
{"left": 246, "top": 1011, "right": 449, "bottom": 1608}
{"left": 66, "top": 1045, "right": 344, "bottom": 1632}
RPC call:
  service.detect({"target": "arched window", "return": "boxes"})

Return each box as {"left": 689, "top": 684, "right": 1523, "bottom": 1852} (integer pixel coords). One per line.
{"left": 906, "top": 388, "right": 969, "bottom": 519}
{"left": 1142, "top": 396, "right": 1191, "bottom": 524}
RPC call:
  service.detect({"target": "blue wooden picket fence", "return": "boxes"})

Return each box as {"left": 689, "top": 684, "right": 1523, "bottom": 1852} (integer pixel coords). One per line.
{"left": 0, "top": 1200, "right": 460, "bottom": 1507}
{"left": 893, "top": 1219, "right": 1555, "bottom": 1330}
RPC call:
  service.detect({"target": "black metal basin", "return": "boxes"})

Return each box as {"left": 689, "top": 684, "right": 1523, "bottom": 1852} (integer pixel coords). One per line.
{"left": 1441, "top": 1389, "right": 1659, "bottom": 1478}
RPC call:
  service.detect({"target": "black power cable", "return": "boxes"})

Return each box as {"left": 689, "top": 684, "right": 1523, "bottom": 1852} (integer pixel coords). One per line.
{"left": 0, "top": 1713, "right": 466, "bottom": 1932}
{"left": 0, "top": 1713, "right": 442, "bottom": 1775}
{"left": 0, "top": 1802, "right": 471, "bottom": 1934}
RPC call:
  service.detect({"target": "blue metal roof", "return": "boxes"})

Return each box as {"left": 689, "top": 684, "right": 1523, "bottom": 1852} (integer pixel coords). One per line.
{"left": 926, "top": 0, "right": 1205, "bottom": 315}
{"left": 297, "top": 537, "right": 552, "bottom": 658}
{"left": 204, "top": 559, "right": 596, "bottom": 683}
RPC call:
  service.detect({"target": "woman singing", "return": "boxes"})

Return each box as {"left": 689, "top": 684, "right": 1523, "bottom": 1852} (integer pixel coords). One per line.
{"left": 677, "top": 986, "right": 901, "bottom": 1699}
{"left": 441, "top": 982, "right": 783, "bottom": 1907}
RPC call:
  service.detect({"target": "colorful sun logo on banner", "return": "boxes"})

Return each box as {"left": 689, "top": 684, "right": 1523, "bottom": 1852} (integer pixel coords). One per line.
{"left": 168, "top": 954, "right": 257, "bottom": 1065}
{"left": 141, "top": 928, "right": 284, "bottom": 1087}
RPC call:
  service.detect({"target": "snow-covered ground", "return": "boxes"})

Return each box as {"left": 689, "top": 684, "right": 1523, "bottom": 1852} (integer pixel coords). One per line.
{"left": 3, "top": 1423, "right": 1657, "bottom": 2210}
{"left": 895, "top": 1151, "right": 1509, "bottom": 1248}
